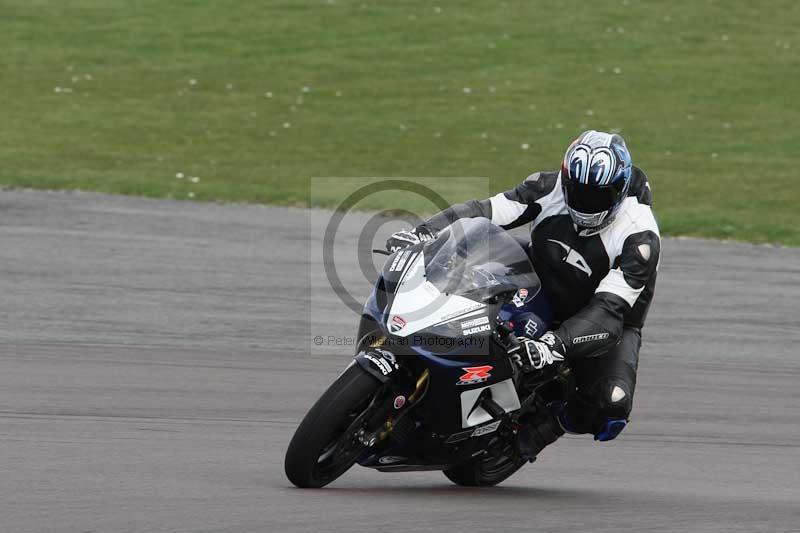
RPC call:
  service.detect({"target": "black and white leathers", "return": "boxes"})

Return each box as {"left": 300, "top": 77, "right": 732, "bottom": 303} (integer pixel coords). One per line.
{"left": 425, "top": 167, "right": 660, "bottom": 361}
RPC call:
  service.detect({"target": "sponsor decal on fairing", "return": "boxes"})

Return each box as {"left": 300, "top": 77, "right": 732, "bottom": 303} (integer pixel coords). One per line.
{"left": 461, "top": 315, "right": 491, "bottom": 335}
{"left": 438, "top": 303, "right": 486, "bottom": 323}
{"left": 363, "top": 353, "right": 393, "bottom": 375}
{"left": 512, "top": 288, "right": 529, "bottom": 307}
{"left": 471, "top": 419, "right": 502, "bottom": 437}
{"left": 462, "top": 324, "right": 491, "bottom": 335}
{"left": 374, "top": 348, "right": 397, "bottom": 365}
{"left": 389, "top": 250, "right": 415, "bottom": 272}
{"left": 460, "top": 316, "right": 489, "bottom": 329}
{"left": 388, "top": 315, "right": 406, "bottom": 333}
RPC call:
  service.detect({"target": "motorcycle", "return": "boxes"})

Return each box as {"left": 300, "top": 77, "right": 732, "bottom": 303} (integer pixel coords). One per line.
{"left": 285, "top": 218, "right": 573, "bottom": 488}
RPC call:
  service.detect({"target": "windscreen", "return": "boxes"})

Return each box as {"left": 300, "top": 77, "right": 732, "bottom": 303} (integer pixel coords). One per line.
{"left": 423, "top": 218, "right": 540, "bottom": 301}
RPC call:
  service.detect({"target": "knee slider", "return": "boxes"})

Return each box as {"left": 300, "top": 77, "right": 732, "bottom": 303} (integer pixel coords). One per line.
{"left": 594, "top": 378, "right": 633, "bottom": 420}
{"left": 560, "top": 378, "right": 634, "bottom": 437}
{"left": 590, "top": 378, "right": 632, "bottom": 442}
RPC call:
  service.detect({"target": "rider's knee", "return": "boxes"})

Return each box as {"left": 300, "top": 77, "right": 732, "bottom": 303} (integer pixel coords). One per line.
{"left": 592, "top": 377, "right": 633, "bottom": 420}
{"left": 589, "top": 377, "right": 633, "bottom": 441}
{"left": 560, "top": 377, "right": 633, "bottom": 440}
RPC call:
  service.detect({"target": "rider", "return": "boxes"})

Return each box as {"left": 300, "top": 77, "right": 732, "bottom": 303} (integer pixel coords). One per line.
{"left": 387, "top": 130, "right": 660, "bottom": 458}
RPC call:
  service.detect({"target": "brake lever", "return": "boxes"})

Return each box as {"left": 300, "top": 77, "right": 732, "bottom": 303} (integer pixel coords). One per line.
{"left": 495, "top": 319, "right": 520, "bottom": 351}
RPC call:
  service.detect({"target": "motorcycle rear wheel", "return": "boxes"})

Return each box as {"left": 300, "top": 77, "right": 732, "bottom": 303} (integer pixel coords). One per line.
{"left": 284, "top": 363, "right": 382, "bottom": 488}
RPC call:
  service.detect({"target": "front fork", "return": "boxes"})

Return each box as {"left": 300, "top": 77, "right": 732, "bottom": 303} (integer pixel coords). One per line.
{"left": 353, "top": 342, "right": 430, "bottom": 447}
{"left": 357, "top": 368, "right": 429, "bottom": 446}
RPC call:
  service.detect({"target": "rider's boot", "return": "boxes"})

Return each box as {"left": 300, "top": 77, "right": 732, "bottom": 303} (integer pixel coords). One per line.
{"left": 515, "top": 410, "right": 565, "bottom": 463}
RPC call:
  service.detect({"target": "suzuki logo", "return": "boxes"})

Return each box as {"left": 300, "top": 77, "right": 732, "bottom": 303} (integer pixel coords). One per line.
{"left": 456, "top": 365, "right": 493, "bottom": 386}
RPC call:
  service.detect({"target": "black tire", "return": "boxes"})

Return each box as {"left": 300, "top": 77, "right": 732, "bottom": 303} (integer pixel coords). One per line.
{"left": 443, "top": 449, "right": 525, "bottom": 487}
{"left": 285, "top": 363, "right": 382, "bottom": 488}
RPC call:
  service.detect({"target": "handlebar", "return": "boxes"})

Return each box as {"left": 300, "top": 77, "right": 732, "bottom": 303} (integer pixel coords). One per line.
{"left": 495, "top": 319, "right": 521, "bottom": 351}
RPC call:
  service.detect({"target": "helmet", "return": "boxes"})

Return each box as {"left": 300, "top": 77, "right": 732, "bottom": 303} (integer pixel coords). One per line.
{"left": 560, "top": 130, "right": 633, "bottom": 230}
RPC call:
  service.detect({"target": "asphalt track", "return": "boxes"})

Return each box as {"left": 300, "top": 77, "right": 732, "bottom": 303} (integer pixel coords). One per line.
{"left": 1, "top": 189, "right": 799, "bottom": 532}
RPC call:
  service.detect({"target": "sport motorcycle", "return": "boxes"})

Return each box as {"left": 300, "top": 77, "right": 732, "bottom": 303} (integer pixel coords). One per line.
{"left": 285, "top": 217, "right": 573, "bottom": 488}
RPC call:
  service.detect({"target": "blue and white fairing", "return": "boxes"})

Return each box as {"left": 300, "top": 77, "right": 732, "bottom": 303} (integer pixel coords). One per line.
{"left": 358, "top": 218, "right": 556, "bottom": 442}
{"left": 363, "top": 218, "right": 552, "bottom": 353}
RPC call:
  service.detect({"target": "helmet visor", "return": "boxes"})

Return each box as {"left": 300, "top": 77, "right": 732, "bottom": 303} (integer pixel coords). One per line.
{"left": 563, "top": 179, "right": 627, "bottom": 214}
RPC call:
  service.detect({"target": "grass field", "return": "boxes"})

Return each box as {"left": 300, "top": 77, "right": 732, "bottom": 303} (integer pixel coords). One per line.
{"left": 2, "top": 1, "right": 798, "bottom": 245}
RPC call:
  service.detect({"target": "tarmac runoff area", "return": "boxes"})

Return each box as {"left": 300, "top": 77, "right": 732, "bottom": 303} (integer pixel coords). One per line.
{"left": 1, "top": 189, "right": 799, "bottom": 532}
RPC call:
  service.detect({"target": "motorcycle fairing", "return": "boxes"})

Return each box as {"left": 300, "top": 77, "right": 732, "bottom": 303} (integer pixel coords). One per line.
{"left": 385, "top": 249, "right": 488, "bottom": 338}
{"left": 459, "top": 378, "right": 521, "bottom": 428}
{"left": 353, "top": 219, "right": 554, "bottom": 469}
{"left": 355, "top": 348, "right": 400, "bottom": 384}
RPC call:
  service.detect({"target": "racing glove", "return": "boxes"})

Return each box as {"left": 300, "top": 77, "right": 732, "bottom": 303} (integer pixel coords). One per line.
{"left": 508, "top": 332, "right": 566, "bottom": 372}
{"left": 386, "top": 224, "right": 436, "bottom": 253}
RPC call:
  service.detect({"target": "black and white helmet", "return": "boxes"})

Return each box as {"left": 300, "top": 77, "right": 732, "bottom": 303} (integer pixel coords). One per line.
{"left": 560, "top": 130, "right": 633, "bottom": 230}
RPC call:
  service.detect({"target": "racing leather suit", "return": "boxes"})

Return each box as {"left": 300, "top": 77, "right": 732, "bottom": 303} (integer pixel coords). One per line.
{"left": 423, "top": 167, "right": 661, "bottom": 437}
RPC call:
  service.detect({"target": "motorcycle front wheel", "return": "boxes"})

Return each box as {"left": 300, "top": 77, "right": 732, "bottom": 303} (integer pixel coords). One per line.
{"left": 284, "top": 363, "right": 382, "bottom": 488}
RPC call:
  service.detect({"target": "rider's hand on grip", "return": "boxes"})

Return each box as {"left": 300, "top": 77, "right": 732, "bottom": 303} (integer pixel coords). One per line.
{"left": 508, "top": 332, "right": 566, "bottom": 373}
{"left": 386, "top": 224, "right": 436, "bottom": 253}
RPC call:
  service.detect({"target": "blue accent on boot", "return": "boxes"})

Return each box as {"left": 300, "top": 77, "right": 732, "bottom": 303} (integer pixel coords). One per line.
{"left": 594, "top": 419, "right": 627, "bottom": 442}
